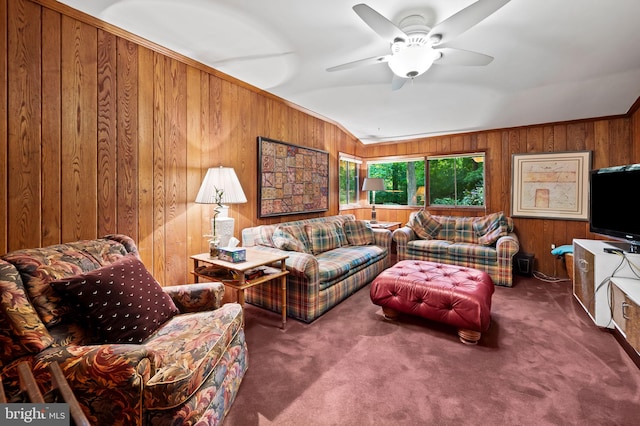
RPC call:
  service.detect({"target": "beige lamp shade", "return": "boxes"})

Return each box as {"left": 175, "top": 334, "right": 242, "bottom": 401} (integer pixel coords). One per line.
{"left": 362, "top": 178, "right": 385, "bottom": 192}
{"left": 195, "top": 167, "right": 246, "bottom": 248}
{"left": 195, "top": 167, "right": 247, "bottom": 204}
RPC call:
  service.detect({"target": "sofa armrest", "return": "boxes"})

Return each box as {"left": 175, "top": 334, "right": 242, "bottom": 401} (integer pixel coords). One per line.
{"left": 163, "top": 282, "right": 225, "bottom": 313}
{"left": 372, "top": 229, "right": 392, "bottom": 252}
{"left": 250, "top": 246, "right": 319, "bottom": 281}
{"left": 496, "top": 232, "right": 520, "bottom": 259}
{"left": 35, "top": 344, "right": 155, "bottom": 425}
{"left": 392, "top": 226, "right": 416, "bottom": 260}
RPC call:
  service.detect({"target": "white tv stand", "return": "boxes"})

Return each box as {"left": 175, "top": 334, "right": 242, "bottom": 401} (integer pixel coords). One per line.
{"left": 573, "top": 239, "right": 640, "bottom": 362}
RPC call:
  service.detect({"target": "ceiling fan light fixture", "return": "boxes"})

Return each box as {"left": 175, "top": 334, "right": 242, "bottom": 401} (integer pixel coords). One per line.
{"left": 388, "top": 45, "right": 438, "bottom": 79}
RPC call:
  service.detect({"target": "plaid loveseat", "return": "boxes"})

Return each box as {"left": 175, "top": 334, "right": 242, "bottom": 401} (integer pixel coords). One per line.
{"left": 0, "top": 235, "right": 247, "bottom": 425}
{"left": 242, "top": 214, "right": 391, "bottom": 323}
{"left": 393, "top": 211, "right": 520, "bottom": 287}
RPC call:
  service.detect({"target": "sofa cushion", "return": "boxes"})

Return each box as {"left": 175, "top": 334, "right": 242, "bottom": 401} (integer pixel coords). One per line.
{"left": 316, "top": 246, "right": 386, "bottom": 290}
{"left": 407, "top": 210, "right": 442, "bottom": 240}
{"left": 143, "top": 303, "right": 244, "bottom": 409}
{"left": 473, "top": 212, "right": 509, "bottom": 245}
{"left": 344, "top": 220, "right": 375, "bottom": 246}
{"left": 305, "top": 222, "right": 343, "bottom": 254}
{"left": 447, "top": 243, "right": 498, "bottom": 263}
{"left": 455, "top": 217, "right": 479, "bottom": 244}
{"left": 408, "top": 239, "right": 452, "bottom": 255}
{"left": 51, "top": 255, "right": 179, "bottom": 344}
{"left": 0, "top": 260, "right": 55, "bottom": 366}
{"left": 272, "top": 224, "right": 311, "bottom": 253}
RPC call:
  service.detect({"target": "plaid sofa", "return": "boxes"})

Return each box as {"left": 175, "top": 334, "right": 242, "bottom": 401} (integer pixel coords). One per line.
{"left": 1, "top": 235, "right": 247, "bottom": 425}
{"left": 242, "top": 214, "right": 391, "bottom": 323}
{"left": 393, "top": 211, "right": 520, "bottom": 287}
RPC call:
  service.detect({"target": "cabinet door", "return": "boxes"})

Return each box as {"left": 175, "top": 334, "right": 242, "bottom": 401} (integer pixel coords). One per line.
{"left": 611, "top": 284, "right": 626, "bottom": 332}
{"left": 612, "top": 283, "right": 640, "bottom": 352}
{"left": 574, "top": 243, "right": 595, "bottom": 318}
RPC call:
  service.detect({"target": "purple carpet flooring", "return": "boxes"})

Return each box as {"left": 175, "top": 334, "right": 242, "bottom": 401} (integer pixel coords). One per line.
{"left": 224, "top": 275, "right": 640, "bottom": 425}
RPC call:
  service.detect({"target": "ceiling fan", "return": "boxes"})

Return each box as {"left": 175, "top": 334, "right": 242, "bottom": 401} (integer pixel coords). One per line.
{"left": 327, "top": 0, "right": 511, "bottom": 90}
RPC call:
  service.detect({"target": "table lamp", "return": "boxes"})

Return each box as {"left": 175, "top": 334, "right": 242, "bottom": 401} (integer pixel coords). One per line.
{"left": 362, "top": 177, "right": 385, "bottom": 223}
{"left": 195, "top": 166, "right": 247, "bottom": 247}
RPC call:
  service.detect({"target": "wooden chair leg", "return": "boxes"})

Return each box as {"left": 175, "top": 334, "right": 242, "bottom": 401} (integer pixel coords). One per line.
{"left": 0, "top": 376, "right": 7, "bottom": 403}
{"left": 2, "top": 361, "right": 90, "bottom": 426}
{"left": 48, "top": 362, "right": 91, "bottom": 426}
{"left": 17, "top": 362, "right": 44, "bottom": 403}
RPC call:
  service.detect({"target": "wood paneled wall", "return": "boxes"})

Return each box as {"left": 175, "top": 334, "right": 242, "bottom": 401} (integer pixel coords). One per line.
{"left": 1, "top": 0, "right": 360, "bottom": 285}
{"left": 2, "top": 0, "right": 639, "bottom": 282}
{"left": 357, "top": 115, "right": 639, "bottom": 276}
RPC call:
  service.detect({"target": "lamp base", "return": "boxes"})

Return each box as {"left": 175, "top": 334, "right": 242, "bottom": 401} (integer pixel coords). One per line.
{"left": 211, "top": 217, "right": 234, "bottom": 247}
{"left": 370, "top": 205, "right": 377, "bottom": 224}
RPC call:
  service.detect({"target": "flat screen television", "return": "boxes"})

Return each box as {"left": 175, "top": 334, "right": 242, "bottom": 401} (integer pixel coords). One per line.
{"left": 589, "top": 163, "right": 640, "bottom": 253}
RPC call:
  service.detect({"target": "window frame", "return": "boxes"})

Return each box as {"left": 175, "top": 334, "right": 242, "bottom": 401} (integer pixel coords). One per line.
{"left": 339, "top": 153, "right": 362, "bottom": 207}
{"left": 427, "top": 152, "right": 486, "bottom": 208}
{"left": 365, "top": 156, "right": 426, "bottom": 208}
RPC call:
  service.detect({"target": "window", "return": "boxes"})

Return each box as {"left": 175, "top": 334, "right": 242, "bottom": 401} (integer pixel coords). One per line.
{"left": 366, "top": 158, "right": 425, "bottom": 206}
{"left": 339, "top": 153, "right": 361, "bottom": 205}
{"left": 428, "top": 153, "right": 485, "bottom": 207}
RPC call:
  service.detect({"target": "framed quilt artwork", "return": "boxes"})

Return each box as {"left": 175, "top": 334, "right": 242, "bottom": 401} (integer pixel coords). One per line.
{"left": 258, "top": 136, "right": 329, "bottom": 218}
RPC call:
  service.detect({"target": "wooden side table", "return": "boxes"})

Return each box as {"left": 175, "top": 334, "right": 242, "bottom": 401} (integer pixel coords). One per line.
{"left": 191, "top": 248, "right": 289, "bottom": 329}
{"left": 367, "top": 221, "right": 401, "bottom": 231}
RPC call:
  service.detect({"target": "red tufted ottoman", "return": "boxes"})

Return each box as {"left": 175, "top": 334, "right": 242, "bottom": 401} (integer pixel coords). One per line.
{"left": 370, "top": 260, "right": 494, "bottom": 344}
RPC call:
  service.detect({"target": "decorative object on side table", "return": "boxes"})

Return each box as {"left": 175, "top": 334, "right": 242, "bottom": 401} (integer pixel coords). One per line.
{"left": 208, "top": 235, "right": 221, "bottom": 259}
{"left": 362, "top": 177, "right": 385, "bottom": 223}
{"left": 219, "top": 247, "right": 247, "bottom": 263}
{"left": 196, "top": 166, "right": 247, "bottom": 248}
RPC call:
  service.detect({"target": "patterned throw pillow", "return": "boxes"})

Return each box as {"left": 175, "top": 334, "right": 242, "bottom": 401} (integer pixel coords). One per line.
{"left": 255, "top": 225, "right": 276, "bottom": 248}
{"left": 473, "top": 211, "right": 509, "bottom": 245}
{"left": 344, "top": 220, "right": 375, "bottom": 246}
{"left": 272, "top": 224, "right": 311, "bottom": 253}
{"left": 332, "top": 220, "right": 349, "bottom": 246}
{"left": 407, "top": 210, "right": 442, "bottom": 240}
{"left": 50, "top": 255, "right": 179, "bottom": 344}
{"left": 305, "top": 222, "right": 343, "bottom": 254}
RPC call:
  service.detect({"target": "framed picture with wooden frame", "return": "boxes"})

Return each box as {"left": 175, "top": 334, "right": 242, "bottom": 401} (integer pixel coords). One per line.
{"left": 511, "top": 151, "right": 591, "bottom": 220}
{"left": 258, "top": 136, "right": 329, "bottom": 218}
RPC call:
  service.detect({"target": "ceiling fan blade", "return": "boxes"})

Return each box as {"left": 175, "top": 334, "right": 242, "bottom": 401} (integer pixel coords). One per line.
{"left": 434, "top": 48, "right": 494, "bottom": 66}
{"left": 428, "top": 0, "right": 510, "bottom": 46}
{"left": 391, "top": 75, "right": 408, "bottom": 91}
{"left": 327, "top": 54, "right": 390, "bottom": 72}
{"left": 353, "top": 3, "right": 407, "bottom": 42}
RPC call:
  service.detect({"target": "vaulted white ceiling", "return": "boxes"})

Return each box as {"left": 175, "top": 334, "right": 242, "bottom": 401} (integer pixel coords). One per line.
{"left": 58, "top": 0, "right": 640, "bottom": 144}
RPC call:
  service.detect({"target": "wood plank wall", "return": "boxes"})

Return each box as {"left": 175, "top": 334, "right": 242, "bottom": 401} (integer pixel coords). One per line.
{"left": 2, "top": 0, "right": 639, "bottom": 282}
{"left": 1, "top": 0, "right": 360, "bottom": 285}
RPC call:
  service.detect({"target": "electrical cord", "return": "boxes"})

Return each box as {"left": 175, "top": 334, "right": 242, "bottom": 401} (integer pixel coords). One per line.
{"left": 532, "top": 270, "right": 571, "bottom": 283}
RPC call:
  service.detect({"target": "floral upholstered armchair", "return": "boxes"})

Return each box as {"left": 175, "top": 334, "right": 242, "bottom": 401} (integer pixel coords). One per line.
{"left": 0, "top": 235, "right": 247, "bottom": 425}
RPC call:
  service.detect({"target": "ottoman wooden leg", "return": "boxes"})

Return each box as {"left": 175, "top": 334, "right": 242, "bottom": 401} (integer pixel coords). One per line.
{"left": 458, "top": 329, "right": 481, "bottom": 345}
{"left": 382, "top": 307, "right": 399, "bottom": 320}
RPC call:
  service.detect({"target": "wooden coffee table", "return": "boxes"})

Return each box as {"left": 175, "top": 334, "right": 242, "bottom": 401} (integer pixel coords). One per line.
{"left": 191, "top": 248, "right": 289, "bottom": 328}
